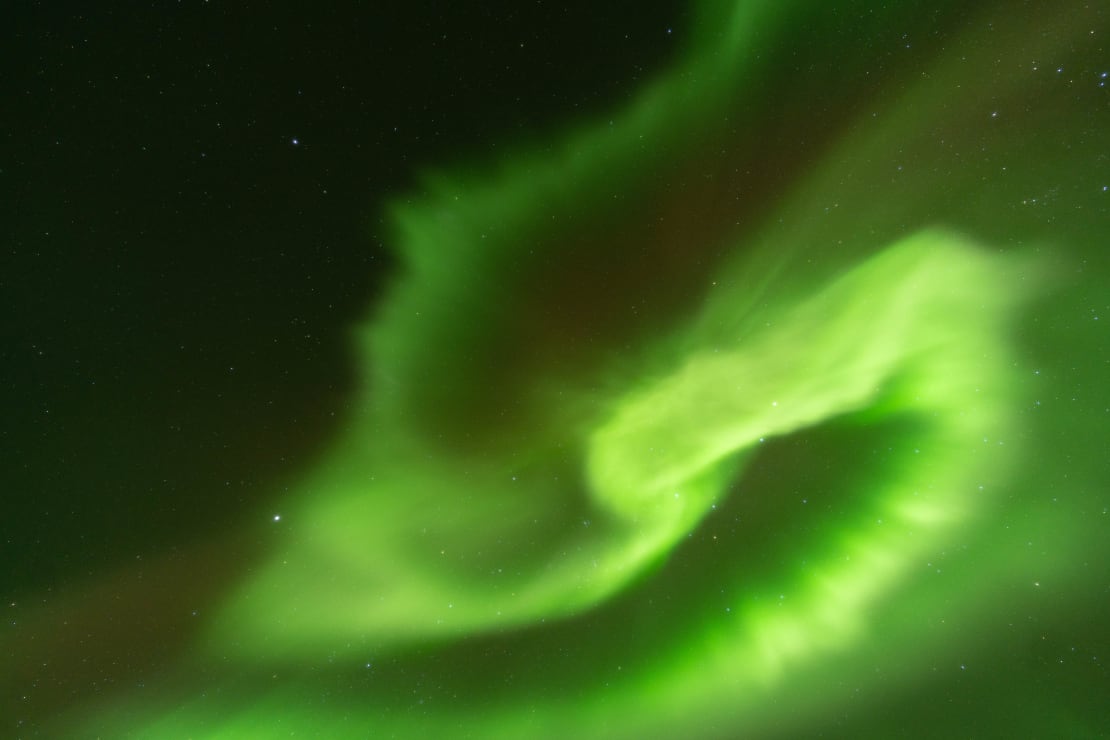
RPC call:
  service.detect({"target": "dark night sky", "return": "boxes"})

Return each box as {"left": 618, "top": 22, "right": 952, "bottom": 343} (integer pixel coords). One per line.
{"left": 3, "top": 2, "right": 688, "bottom": 596}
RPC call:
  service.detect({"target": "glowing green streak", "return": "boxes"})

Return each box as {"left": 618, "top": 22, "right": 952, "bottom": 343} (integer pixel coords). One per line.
{"left": 591, "top": 234, "right": 1019, "bottom": 515}
{"left": 130, "top": 233, "right": 1030, "bottom": 740}
{"left": 60, "top": 0, "right": 1108, "bottom": 737}
{"left": 205, "top": 237, "right": 1025, "bottom": 663}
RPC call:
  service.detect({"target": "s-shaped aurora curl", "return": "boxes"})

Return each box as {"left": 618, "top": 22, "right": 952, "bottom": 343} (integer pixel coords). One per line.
{"left": 212, "top": 234, "right": 1029, "bottom": 658}
{"left": 44, "top": 0, "right": 1109, "bottom": 737}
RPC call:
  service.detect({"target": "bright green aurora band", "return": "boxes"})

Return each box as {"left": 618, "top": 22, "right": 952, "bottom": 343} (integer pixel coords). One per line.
{"left": 37, "top": 0, "right": 1110, "bottom": 737}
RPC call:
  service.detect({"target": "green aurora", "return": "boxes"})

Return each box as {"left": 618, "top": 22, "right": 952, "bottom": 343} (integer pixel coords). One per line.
{"left": 8, "top": 0, "right": 1109, "bottom": 737}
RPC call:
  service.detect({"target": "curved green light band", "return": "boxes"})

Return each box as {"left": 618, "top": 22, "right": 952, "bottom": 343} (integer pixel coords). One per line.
{"left": 56, "top": 0, "right": 1107, "bottom": 737}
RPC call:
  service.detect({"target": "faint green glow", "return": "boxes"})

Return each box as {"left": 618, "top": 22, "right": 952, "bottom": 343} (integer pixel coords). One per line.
{"left": 52, "top": 0, "right": 1109, "bottom": 737}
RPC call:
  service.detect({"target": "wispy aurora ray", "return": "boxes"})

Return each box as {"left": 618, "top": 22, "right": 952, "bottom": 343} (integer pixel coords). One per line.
{"left": 31, "top": 0, "right": 1110, "bottom": 737}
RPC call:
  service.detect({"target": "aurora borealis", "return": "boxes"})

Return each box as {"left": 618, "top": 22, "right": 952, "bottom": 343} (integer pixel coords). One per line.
{"left": 4, "top": 0, "right": 1108, "bottom": 737}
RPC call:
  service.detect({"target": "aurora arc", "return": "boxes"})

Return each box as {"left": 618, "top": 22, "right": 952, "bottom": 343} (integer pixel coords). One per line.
{"left": 20, "top": 0, "right": 1110, "bottom": 737}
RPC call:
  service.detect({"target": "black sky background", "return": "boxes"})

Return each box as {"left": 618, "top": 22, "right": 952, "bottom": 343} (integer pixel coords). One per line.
{"left": 2, "top": 2, "right": 689, "bottom": 597}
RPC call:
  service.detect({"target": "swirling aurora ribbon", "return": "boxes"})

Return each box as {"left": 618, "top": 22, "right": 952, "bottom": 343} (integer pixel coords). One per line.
{"left": 22, "top": 0, "right": 1110, "bottom": 737}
